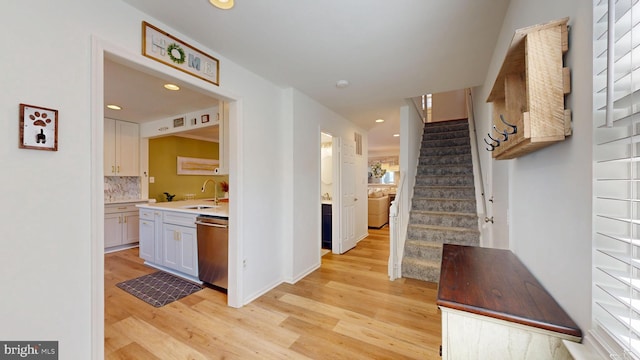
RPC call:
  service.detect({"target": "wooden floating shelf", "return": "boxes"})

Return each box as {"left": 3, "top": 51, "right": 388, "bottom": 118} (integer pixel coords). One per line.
{"left": 486, "top": 17, "right": 571, "bottom": 160}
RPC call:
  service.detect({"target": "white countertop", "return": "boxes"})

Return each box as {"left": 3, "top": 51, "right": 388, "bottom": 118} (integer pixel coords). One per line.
{"left": 106, "top": 199, "right": 149, "bottom": 205}
{"left": 136, "top": 199, "right": 229, "bottom": 218}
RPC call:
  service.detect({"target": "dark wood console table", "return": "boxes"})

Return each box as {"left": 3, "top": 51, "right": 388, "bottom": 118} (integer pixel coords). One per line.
{"left": 437, "top": 244, "right": 582, "bottom": 359}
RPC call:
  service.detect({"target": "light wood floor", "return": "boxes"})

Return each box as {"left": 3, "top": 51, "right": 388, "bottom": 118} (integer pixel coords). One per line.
{"left": 105, "top": 226, "right": 442, "bottom": 359}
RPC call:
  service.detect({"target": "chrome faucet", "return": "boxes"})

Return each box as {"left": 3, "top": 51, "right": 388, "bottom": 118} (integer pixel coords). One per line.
{"left": 201, "top": 179, "right": 218, "bottom": 205}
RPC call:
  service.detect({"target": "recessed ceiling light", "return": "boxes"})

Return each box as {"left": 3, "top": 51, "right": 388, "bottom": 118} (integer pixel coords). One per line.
{"left": 336, "top": 80, "right": 350, "bottom": 89}
{"left": 164, "top": 83, "right": 180, "bottom": 91}
{"left": 393, "top": 133, "right": 400, "bottom": 137}
{"left": 209, "top": 0, "right": 234, "bottom": 10}
{"left": 375, "top": 119, "right": 385, "bottom": 123}
{"left": 106, "top": 104, "right": 121, "bottom": 110}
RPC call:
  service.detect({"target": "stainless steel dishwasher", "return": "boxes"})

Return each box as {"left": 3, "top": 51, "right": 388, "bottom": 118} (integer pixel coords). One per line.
{"left": 195, "top": 215, "right": 228, "bottom": 290}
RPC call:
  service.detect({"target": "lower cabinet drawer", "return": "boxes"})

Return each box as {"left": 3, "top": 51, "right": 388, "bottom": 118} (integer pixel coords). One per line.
{"left": 163, "top": 211, "right": 197, "bottom": 227}
{"left": 139, "top": 209, "right": 157, "bottom": 221}
{"left": 105, "top": 203, "right": 139, "bottom": 214}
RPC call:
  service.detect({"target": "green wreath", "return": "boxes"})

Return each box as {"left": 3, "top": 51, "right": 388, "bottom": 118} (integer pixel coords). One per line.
{"left": 167, "top": 43, "right": 186, "bottom": 64}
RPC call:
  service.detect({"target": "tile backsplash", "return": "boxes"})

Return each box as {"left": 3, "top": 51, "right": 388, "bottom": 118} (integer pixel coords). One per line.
{"left": 105, "top": 176, "right": 141, "bottom": 202}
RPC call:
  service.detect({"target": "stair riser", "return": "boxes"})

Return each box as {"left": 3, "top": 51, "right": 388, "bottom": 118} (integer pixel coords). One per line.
{"left": 421, "top": 145, "right": 471, "bottom": 156}
{"left": 412, "top": 199, "right": 477, "bottom": 213}
{"left": 415, "top": 176, "right": 474, "bottom": 186}
{"left": 423, "top": 130, "right": 469, "bottom": 141}
{"left": 419, "top": 154, "right": 473, "bottom": 166}
{"left": 417, "top": 165, "right": 473, "bottom": 176}
{"left": 423, "top": 122, "right": 469, "bottom": 134}
{"left": 401, "top": 260, "right": 440, "bottom": 283}
{"left": 413, "top": 187, "right": 476, "bottom": 199}
{"left": 407, "top": 227, "right": 479, "bottom": 245}
{"left": 403, "top": 244, "right": 442, "bottom": 261}
{"left": 409, "top": 212, "right": 478, "bottom": 228}
{"left": 421, "top": 137, "right": 470, "bottom": 148}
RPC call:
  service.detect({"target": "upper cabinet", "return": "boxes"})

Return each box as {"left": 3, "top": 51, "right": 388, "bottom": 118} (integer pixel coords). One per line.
{"left": 105, "top": 118, "right": 139, "bottom": 176}
{"left": 486, "top": 18, "right": 571, "bottom": 160}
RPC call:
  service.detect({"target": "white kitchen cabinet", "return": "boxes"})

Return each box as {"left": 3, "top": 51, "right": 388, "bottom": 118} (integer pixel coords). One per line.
{"left": 139, "top": 209, "right": 198, "bottom": 279}
{"left": 139, "top": 209, "right": 156, "bottom": 262}
{"left": 104, "top": 118, "right": 139, "bottom": 176}
{"left": 139, "top": 209, "right": 162, "bottom": 263}
{"left": 162, "top": 224, "right": 198, "bottom": 277}
{"left": 105, "top": 203, "right": 140, "bottom": 250}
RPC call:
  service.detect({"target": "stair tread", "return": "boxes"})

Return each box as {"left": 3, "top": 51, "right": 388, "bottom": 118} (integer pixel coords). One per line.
{"left": 418, "top": 174, "right": 474, "bottom": 178}
{"left": 413, "top": 184, "right": 475, "bottom": 190}
{"left": 411, "top": 210, "right": 477, "bottom": 217}
{"left": 405, "top": 239, "right": 443, "bottom": 248}
{"left": 402, "top": 257, "right": 441, "bottom": 267}
{"left": 420, "top": 152, "right": 471, "bottom": 157}
{"left": 419, "top": 160, "right": 472, "bottom": 164}
{"left": 413, "top": 196, "right": 476, "bottom": 201}
{"left": 408, "top": 223, "right": 480, "bottom": 233}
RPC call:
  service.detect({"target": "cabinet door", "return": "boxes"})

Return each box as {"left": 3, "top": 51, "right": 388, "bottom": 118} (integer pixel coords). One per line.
{"left": 177, "top": 226, "right": 198, "bottom": 277}
{"left": 139, "top": 219, "right": 155, "bottom": 262}
{"left": 104, "top": 213, "right": 122, "bottom": 248}
{"left": 154, "top": 212, "right": 163, "bottom": 263}
{"left": 122, "top": 212, "right": 139, "bottom": 245}
{"left": 104, "top": 118, "right": 116, "bottom": 175}
{"left": 162, "top": 224, "right": 181, "bottom": 270}
{"left": 116, "top": 121, "right": 139, "bottom": 176}
{"left": 161, "top": 224, "right": 198, "bottom": 277}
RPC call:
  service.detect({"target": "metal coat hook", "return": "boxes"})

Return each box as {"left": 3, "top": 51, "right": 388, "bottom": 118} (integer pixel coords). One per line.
{"left": 487, "top": 133, "right": 501, "bottom": 146}
{"left": 499, "top": 114, "right": 517, "bottom": 135}
{"left": 484, "top": 135, "right": 500, "bottom": 152}
{"left": 493, "top": 125, "right": 509, "bottom": 142}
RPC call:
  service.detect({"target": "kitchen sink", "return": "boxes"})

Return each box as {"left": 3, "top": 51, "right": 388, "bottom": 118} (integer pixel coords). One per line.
{"left": 181, "top": 205, "right": 220, "bottom": 210}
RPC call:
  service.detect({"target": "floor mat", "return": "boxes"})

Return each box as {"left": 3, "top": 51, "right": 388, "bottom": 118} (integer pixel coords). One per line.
{"left": 116, "top": 271, "right": 202, "bottom": 307}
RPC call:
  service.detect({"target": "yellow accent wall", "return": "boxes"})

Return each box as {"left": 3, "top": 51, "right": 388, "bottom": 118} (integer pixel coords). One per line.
{"left": 148, "top": 136, "right": 228, "bottom": 202}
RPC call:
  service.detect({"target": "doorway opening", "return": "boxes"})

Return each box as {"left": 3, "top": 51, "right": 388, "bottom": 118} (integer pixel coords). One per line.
{"left": 320, "top": 132, "right": 334, "bottom": 256}
{"left": 92, "top": 37, "right": 243, "bottom": 355}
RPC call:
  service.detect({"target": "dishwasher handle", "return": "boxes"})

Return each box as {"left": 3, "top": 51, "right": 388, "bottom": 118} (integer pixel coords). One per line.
{"left": 195, "top": 220, "right": 228, "bottom": 228}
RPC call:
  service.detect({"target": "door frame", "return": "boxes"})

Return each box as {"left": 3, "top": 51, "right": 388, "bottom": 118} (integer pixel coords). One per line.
{"left": 90, "top": 36, "right": 244, "bottom": 358}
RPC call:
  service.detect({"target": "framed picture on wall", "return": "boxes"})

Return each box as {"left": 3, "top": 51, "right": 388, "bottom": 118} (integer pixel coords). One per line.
{"left": 173, "top": 117, "right": 185, "bottom": 128}
{"left": 177, "top": 156, "right": 219, "bottom": 175}
{"left": 19, "top": 103, "right": 58, "bottom": 151}
{"left": 142, "top": 21, "right": 220, "bottom": 86}
{"left": 201, "top": 114, "right": 210, "bottom": 124}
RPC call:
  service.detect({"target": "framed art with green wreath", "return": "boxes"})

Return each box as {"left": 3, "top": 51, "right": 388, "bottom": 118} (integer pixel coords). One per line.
{"left": 142, "top": 21, "right": 219, "bottom": 86}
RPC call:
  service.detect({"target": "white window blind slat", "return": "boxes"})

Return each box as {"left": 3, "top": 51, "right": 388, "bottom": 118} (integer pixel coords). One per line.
{"left": 597, "top": 232, "right": 640, "bottom": 246}
{"left": 594, "top": 0, "right": 640, "bottom": 357}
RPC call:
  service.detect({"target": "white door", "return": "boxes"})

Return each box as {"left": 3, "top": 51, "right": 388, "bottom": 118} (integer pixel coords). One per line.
{"left": 340, "top": 139, "right": 357, "bottom": 253}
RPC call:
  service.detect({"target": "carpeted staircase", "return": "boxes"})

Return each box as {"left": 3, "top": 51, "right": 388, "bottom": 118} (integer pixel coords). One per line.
{"left": 401, "top": 119, "right": 480, "bottom": 283}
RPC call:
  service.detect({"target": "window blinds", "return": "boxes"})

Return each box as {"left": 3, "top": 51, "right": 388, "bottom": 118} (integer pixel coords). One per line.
{"left": 594, "top": 0, "right": 640, "bottom": 357}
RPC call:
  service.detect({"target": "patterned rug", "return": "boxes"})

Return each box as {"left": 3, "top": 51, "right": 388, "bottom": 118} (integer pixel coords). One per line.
{"left": 116, "top": 271, "right": 202, "bottom": 307}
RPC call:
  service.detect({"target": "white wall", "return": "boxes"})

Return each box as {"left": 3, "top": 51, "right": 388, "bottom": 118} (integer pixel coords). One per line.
{"left": 284, "top": 88, "right": 368, "bottom": 281}
{"left": 0, "top": 1, "right": 328, "bottom": 358}
{"left": 473, "top": 0, "right": 593, "bottom": 332}
{"left": 399, "top": 101, "right": 425, "bottom": 243}
{"left": 432, "top": 89, "right": 468, "bottom": 122}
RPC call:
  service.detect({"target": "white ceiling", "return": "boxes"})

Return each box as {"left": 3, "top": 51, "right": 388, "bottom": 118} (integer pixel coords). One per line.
{"left": 114, "top": 0, "right": 511, "bottom": 152}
